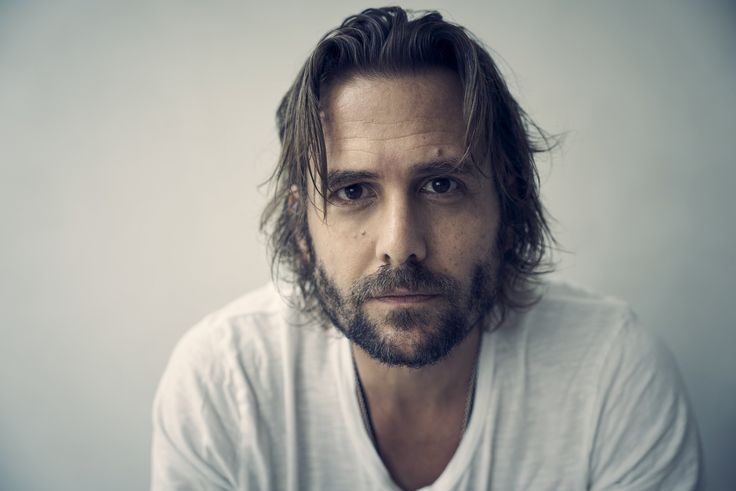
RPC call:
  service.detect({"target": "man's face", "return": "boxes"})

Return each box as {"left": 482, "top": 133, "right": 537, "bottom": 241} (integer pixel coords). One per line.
{"left": 306, "top": 69, "right": 501, "bottom": 368}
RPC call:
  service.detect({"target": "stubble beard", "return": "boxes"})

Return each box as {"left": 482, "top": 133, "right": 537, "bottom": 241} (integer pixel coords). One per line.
{"left": 312, "top": 259, "right": 498, "bottom": 368}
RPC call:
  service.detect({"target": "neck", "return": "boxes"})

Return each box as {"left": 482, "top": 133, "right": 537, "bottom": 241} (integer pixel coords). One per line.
{"left": 352, "top": 326, "right": 482, "bottom": 412}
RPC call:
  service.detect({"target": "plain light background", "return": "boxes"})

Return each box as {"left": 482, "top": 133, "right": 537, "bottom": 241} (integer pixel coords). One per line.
{"left": 1, "top": 0, "right": 734, "bottom": 489}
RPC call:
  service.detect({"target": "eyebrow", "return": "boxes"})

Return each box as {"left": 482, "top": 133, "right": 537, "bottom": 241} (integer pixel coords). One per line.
{"left": 326, "top": 159, "right": 471, "bottom": 190}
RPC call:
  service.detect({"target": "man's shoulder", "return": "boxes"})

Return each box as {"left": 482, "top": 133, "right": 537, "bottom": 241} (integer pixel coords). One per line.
{"left": 208, "top": 281, "right": 287, "bottom": 321}
{"left": 191, "top": 281, "right": 295, "bottom": 336}
{"left": 511, "top": 277, "right": 629, "bottom": 328}
{"left": 489, "top": 280, "right": 701, "bottom": 490}
{"left": 500, "top": 278, "right": 639, "bottom": 359}
{"left": 537, "top": 278, "right": 630, "bottom": 313}
{"left": 528, "top": 278, "right": 634, "bottom": 329}
{"left": 167, "top": 282, "right": 304, "bottom": 370}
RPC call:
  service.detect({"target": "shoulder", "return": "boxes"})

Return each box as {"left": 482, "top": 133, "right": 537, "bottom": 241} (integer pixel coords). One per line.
{"left": 491, "top": 279, "right": 701, "bottom": 489}
{"left": 167, "top": 282, "right": 294, "bottom": 368}
{"left": 151, "top": 283, "right": 310, "bottom": 488}
{"left": 196, "top": 281, "right": 290, "bottom": 343}
{"left": 153, "top": 282, "right": 307, "bottom": 431}
{"left": 517, "top": 280, "right": 702, "bottom": 489}
{"left": 497, "top": 279, "right": 637, "bottom": 364}
{"left": 533, "top": 280, "right": 678, "bottom": 374}
{"left": 156, "top": 281, "right": 337, "bottom": 407}
{"left": 493, "top": 279, "right": 693, "bottom": 424}
{"left": 208, "top": 281, "right": 287, "bottom": 320}
{"left": 532, "top": 279, "right": 633, "bottom": 327}
{"left": 155, "top": 282, "right": 285, "bottom": 396}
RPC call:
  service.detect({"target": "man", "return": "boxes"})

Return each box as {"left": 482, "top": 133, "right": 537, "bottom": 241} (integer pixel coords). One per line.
{"left": 151, "top": 7, "right": 701, "bottom": 490}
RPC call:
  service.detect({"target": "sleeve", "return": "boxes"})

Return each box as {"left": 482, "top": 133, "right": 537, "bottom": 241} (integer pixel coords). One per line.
{"left": 588, "top": 313, "right": 703, "bottom": 491}
{"left": 150, "top": 324, "right": 240, "bottom": 491}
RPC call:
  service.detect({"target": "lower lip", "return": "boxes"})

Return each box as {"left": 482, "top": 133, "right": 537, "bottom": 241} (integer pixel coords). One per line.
{"left": 372, "top": 295, "right": 439, "bottom": 305}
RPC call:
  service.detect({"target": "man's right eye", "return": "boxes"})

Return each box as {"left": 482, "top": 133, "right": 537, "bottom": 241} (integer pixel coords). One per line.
{"left": 333, "top": 183, "right": 373, "bottom": 203}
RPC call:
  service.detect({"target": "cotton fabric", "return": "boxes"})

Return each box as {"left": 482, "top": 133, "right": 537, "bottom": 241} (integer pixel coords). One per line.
{"left": 151, "top": 281, "right": 701, "bottom": 490}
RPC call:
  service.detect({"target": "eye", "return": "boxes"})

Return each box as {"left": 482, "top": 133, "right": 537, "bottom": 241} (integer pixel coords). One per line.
{"left": 338, "top": 184, "right": 365, "bottom": 200}
{"left": 421, "top": 177, "right": 459, "bottom": 194}
{"left": 331, "top": 183, "right": 375, "bottom": 205}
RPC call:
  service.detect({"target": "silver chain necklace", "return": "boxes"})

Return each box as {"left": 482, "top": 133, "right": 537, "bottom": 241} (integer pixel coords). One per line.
{"left": 351, "top": 342, "right": 481, "bottom": 447}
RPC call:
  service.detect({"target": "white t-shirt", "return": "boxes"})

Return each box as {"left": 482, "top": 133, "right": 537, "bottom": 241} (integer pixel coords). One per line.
{"left": 151, "top": 281, "right": 701, "bottom": 490}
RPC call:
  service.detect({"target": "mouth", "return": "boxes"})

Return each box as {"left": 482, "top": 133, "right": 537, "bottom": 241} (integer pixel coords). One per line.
{"left": 371, "top": 290, "right": 440, "bottom": 305}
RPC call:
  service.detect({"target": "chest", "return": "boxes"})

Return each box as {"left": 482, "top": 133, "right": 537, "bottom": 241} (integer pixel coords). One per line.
{"left": 371, "top": 408, "right": 467, "bottom": 490}
{"left": 377, "top": 435, "right": 461, "bottom": 490}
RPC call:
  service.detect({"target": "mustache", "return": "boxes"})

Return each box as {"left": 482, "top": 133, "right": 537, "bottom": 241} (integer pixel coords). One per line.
{"left": 349, "top": 263, "right": 459, "bottom": 305}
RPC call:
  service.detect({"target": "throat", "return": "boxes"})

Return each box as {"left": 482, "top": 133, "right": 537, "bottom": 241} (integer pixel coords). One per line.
{"left": 374, "top": 409, "right": 467, "bottom": 490}
{"left": 351, "top": 341, "right": 480, "bottom": 490}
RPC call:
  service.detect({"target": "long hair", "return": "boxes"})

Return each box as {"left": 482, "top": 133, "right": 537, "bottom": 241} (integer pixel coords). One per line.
{"left": 260, "top": 6, "right": 556, "bottom": 326}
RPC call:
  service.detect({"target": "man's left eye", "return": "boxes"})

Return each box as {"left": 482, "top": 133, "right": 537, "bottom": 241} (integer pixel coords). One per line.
{"left": 421, "top": 177, "right": 459, "bottom": 194}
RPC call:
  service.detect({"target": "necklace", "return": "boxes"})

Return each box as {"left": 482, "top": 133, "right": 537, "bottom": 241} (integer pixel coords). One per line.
{"left": 351, "top": 340, "right": 481, "bottom": 447}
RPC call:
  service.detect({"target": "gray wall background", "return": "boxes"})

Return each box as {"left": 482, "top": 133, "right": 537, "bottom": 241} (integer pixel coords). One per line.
{"left": 1, "top": 0, "right": 734, "bottom": 489}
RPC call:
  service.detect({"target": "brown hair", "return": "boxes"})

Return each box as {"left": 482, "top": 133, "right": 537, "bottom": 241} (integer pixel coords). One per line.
{"left": 260, "top": 6, "right": 556, "bottom": 325}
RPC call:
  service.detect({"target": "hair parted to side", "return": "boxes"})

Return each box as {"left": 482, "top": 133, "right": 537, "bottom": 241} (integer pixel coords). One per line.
{"left": 260, "top": 6, "right": 556, "bottom": 327}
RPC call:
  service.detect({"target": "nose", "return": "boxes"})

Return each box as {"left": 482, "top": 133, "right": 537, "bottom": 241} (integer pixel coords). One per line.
{"left": 374, "top": 195, "right": 427, "bottom": 266}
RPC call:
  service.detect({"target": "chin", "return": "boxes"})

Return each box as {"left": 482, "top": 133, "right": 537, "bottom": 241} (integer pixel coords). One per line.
{"left": 348, "top": 307, "right": 473, "bottom": 368}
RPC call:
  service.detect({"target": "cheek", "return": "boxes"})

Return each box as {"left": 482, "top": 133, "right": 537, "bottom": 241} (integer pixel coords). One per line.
{"left": 432, "top": 179, "right": 501, "bottom": 257}
{"left": 428, "top": 208, "right": 499, "bottom": 271}
{"left": 306, "top": 209, "right": 373, "bottom": 285}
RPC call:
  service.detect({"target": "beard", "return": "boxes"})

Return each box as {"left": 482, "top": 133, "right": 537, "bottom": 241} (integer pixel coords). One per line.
{"left": 312, "top": 259, "right": 498, "bottom": 368}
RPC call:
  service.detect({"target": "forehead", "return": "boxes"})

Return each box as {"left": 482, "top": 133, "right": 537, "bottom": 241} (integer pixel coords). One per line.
{"left": 321, "top": 69, "right": 464, "bottom": 124}
{"left": 319, "top": 70, "right": 467, "bottom": 173}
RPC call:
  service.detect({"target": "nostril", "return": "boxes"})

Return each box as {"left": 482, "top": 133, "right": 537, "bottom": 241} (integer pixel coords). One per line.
{"left": 382, "top": 252, "right": 421, "bottom": 267}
